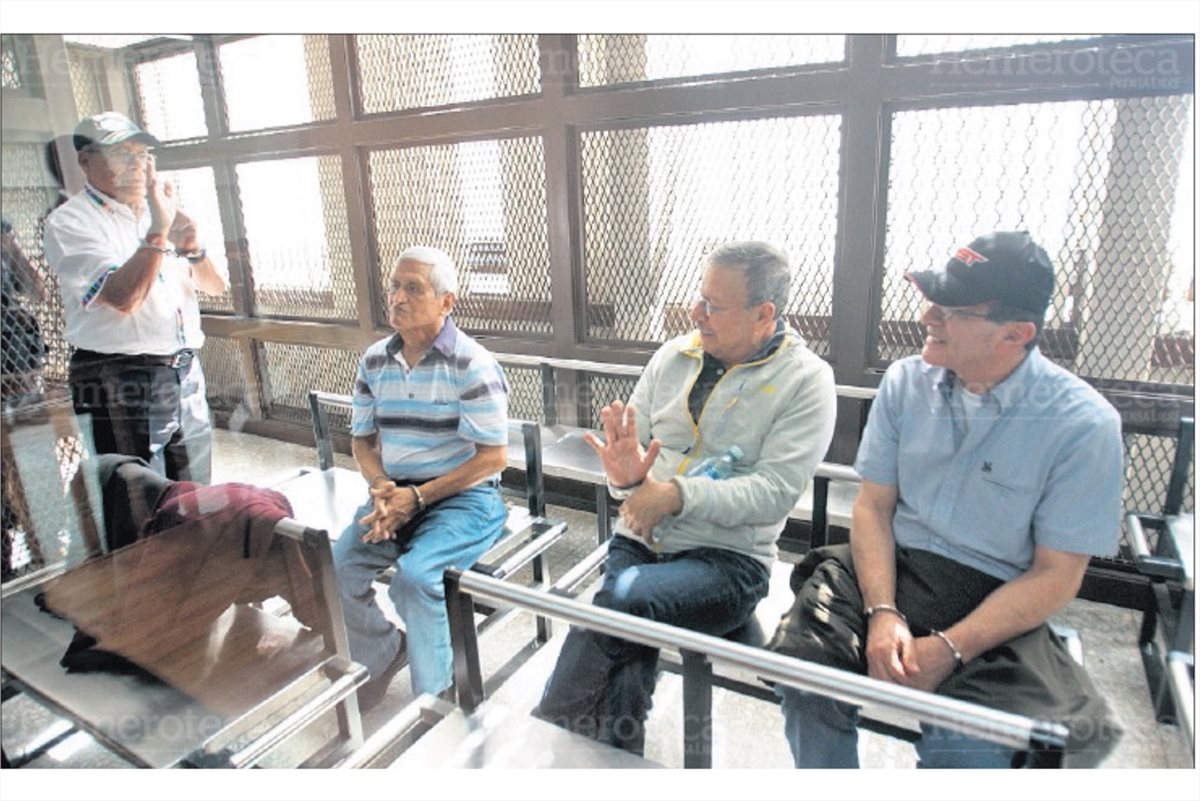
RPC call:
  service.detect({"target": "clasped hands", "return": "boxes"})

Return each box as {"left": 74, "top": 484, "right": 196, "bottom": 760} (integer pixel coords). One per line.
{"left": 358, "top": 480, "right": 420, "bottom": 544}
{"left": 583, "top": 401, "right": 681, "bottom": 544}
{"left": 863, "top": 612, "right": 958, "bottom": 693}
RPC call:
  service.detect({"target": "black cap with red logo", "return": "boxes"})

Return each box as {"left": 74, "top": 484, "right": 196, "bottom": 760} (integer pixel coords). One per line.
{"left": 905, "top": 231, "right": 1055, "bottom": 317}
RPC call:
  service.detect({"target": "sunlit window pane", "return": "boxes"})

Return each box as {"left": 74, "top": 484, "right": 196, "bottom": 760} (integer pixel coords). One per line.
{"left": 577, "top": 35, "right": 845, "bottom": 87}
{"left": 895, "top": 35, "right": 1100, "bottom": 57}
{"left": 134, "top": 50, "right": 207, "bottom": 142}
{"left": 218, "top": 35, "right": 336, "bottom": 132}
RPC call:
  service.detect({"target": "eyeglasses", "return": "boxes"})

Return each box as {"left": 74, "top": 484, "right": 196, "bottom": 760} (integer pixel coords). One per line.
{"left": 692, "top": 295, "right": 756, "bottom": 317}
{"left": 923, "top": 302, "right": 993, "bottom": 322}
{"left": 101, "top": 148, "right": 153, "bottom": 167}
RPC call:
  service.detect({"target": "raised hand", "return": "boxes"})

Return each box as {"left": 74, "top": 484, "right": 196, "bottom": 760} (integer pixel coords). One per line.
{"left": 145, "top": 156, "right": 177, "bottom": 239}
{"left": 583, "top": 400, "right": 661, "bottom": 489}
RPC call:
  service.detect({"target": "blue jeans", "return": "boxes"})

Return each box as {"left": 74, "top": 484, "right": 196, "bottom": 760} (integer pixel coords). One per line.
{"left": 537, "top": 535, "right": 769, "bottom": 754}
{"left": 776, "top": 686, "right": 1016, "bottom": 768}
{"left": 332, "top": 484, "right": 505, "bottom": 696}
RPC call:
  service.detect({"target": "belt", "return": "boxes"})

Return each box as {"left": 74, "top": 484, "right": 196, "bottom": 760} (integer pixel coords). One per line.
{"left": 390, "top": 477, "right": 500, "bottom": 488}
{"left": 73, "top": 348, "right": 196, "bottom": 369}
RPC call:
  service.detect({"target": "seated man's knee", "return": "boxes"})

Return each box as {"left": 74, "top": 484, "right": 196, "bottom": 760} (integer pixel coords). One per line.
{"left": 391, "top": 560, "right": 443, "bottom": 603}
{"left": 593, "top": 568, "right": 657, "bottom": 619}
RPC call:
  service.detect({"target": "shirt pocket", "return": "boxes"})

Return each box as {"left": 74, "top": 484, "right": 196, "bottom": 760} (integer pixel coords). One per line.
{"left": 956, "top": 469, "right": 1040, "bottom": 543}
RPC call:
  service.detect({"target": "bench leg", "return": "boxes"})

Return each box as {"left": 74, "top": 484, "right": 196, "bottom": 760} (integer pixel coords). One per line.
{"left": 681, "top": 650, "right": 713, "bottom": 769}
{"left": 595, "top": 485, "right": 612, "bottom": 544}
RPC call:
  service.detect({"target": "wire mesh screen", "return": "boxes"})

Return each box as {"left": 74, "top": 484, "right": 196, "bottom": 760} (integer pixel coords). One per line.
{"left": 367, "top": 137, "right": 552, "bottom": 335}
{"left": 261, "top": 342, "right": 359, "bottom": 424}
{"left": 218, "top": 35, "right": 336, "bottom": 132}
{"left": 161, "top": 165, "right": 233, "bottom": 313}
{"left": 2, "top": 407, "right": 102, "bottom": 581}
{"left": 200, "top": 335, "right": 247, "bottom": 415}
{"left": 355, "top": 35, "right": 540, "bottom": 114}
{"left": 236, "top": 155, "right": 356, "bottom": 320}
{"left": 585, "top": 374, "right": 641, "bottom": 429}
{"left": 1113, "top": 430, "right": 1195, "bottom": 563}
{"left": 879, "top": 96, "right": 1194, "bottom": 389}
{"left": 2, "top": 142, "right": 63, "bottom": 394}
{"left": 1, "top": 35, "right": 21, "bottom": 90}
{"left": 133, "top": 50, "right": 208, "bottom": 142}
{"left": 576, "top": 35, "right": 846, "bottom": 87}
{"left": 580, "top": 115, "right": 840, "bottom": 352}
{"left": 503, "top": 363, "right": 545, "bottom": 425}
{"left": 894, "top": 35, "right": 1102, "bottom": 58}
{"left": 65, "top": 45, "right": 105, "bottom": 118}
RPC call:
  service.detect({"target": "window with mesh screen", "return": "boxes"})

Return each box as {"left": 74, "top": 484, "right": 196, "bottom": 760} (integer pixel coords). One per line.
{"left": 879, "top": 96, "right": 1194, "bottom": 388}
{"left": 576, "top": 35, "right": 845, "bottom": 87}
{"left": 579, "top": 114, "right": 841, "bottom": 352}
{"left": 65, "top": 44, "right": 105, "bottom": 119}
{"left": 236, "top": 155, "right": 355, "bottom": 320}
{"left": 2, "top": 143, "right": 62, "bottom": 386}
{"left": 502, "top": 363, "right": 545, "bottom": 424}
{"left": 260, "top": 342, "right": 359, "bottom": 423}
{"left": 355, "top": 35, "right": 540, "bottom": 114}
{"left": 198, "top": 335, "right": 246, "bottom": 415}
{"left": 218, "top": 35, "right": 336, "bottom": 132}
{"left": 133, "top": 49, "right": 208, "bottom": 142}
{"left": 2, "top": 34, "right": 25, "bottom": 90}
{"left": 366, "top": 136, "right": 552, "bottom": 335}
{"left": 158, "top": 166, "right": 232, "bottom": 313}
{"left": 894, "top": 35, "right": 1103, "bottom": 58}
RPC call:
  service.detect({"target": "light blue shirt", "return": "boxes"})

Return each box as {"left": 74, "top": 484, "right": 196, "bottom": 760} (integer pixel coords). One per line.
{"left": 352, "top": 317, "right": 508, "bottom": 481}
{"left": 854, "top": 349, "right": 1123, "bottom": 582}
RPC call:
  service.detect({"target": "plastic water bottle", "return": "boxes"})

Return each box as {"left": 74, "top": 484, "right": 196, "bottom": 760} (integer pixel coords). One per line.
{"left": 685, "top": 445, "right": 744, "bottom": 479}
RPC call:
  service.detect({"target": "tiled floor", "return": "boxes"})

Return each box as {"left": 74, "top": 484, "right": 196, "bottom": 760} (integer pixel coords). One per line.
{"left": 2, "top": 427, "right": 1193, "bottom": 770}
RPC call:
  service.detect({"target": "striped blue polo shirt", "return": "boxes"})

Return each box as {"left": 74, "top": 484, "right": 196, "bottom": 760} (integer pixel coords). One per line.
{"left": 351, "top": 317, "right": 508, "bottom": 481}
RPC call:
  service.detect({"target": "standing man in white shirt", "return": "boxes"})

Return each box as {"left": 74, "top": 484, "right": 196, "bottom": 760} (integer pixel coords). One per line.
{"left": 43, "top": 112, "right": 228, "bottom": 482}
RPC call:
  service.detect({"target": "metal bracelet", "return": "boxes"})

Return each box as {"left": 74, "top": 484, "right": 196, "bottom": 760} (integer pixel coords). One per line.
{"left": 139, "top": 238, "right": 174, "bottom": 254}
{"left": 863, "top": 603, "right": 908, "bottom": 626}
{"left": 931, "top": 628, "right": 965, "bottom": 669}
{"left": 410, "top": 484, "right": 426, "bottom": 512}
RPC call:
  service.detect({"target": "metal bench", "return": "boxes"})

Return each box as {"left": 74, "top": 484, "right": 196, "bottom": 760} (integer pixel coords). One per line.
{"left": 273, "top": 390, "right": 570, "bottom": 647}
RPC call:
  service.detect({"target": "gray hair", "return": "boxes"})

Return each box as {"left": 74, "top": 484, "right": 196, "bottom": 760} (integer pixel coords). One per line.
{"left": 706, "top": 241, "right": 791, "bottom": 319}
{"left": 397, "top": 246, "right": 458, "bottom": 295}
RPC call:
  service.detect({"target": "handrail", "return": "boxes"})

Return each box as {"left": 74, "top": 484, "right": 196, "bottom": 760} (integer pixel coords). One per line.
{"left": 445, "top": 569, "right": 1068, "bottom": 753}
{"left": 493, "top": 352, "right": 878, "bottom": 402}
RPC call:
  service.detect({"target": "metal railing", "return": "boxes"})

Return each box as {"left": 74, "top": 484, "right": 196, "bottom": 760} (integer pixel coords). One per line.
{"left": 443, "top": 568, "right": 1068, "bottom": 769}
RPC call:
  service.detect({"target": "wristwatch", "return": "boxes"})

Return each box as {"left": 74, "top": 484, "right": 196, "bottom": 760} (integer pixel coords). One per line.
{"left": 179, "top": 246, "right": 207, "bottom": 263}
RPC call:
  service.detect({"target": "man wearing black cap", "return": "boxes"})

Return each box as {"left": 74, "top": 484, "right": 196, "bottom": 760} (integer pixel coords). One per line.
{"left": 769, "top": 231, "right": 1124, "bottom": 768}
{"left": 43, "top": 112, "right": 227, "bottom": 482}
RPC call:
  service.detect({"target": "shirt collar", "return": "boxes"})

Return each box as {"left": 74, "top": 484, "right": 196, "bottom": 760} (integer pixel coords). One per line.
{"left": 385, "top": 315, "right": 459, "bottom": 360}
{"left": 83, "top": 183, "right": 141, "bottom": 219}
{"left": 929, "top": 347, "right": 1041, "bottom": 412}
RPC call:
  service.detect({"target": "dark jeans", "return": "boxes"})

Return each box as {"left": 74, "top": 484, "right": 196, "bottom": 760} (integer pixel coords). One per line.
{"left": 536, "top": 535, "right": 769, "bottom": 754}
{"left": 69, "top": 352, "right": 212, "bottom": 483}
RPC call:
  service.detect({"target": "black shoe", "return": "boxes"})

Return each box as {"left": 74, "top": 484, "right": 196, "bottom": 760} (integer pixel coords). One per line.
{"left": 358, "top": 631, "right": 406, "bottom": 712}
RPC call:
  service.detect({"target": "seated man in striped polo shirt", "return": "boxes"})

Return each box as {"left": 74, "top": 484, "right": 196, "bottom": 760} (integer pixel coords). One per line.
{"left": 333, "top": 246, "right": 509, "bottom": 709}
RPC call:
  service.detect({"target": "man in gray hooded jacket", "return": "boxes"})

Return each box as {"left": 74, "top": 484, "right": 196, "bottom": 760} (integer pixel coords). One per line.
{"left": 536, "top": 241, "right": 837, "bottom": 754}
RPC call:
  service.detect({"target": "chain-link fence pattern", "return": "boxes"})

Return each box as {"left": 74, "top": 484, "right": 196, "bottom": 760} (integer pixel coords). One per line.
{"left": 580, "top": 115, "right": 840, "bottom": 352}
{"left": 218, "top": 35, "right": 336, "bottom": 132}
{"left": 576, "top": 35, "right": 845, "bottom": 87}
{"left": 65, "top": 45, "right": 105, "bottom": 118}
{"left": 879, "top": 96, "right": 1194, "bottom": 387}
{"left": 2, "top": 142, "right": 64, "bottom": 395}
{"left": 1, "top": 35, "right": 22, "bottom": 90}
{"left": 2, "top": 405, "right": 101, "bottom": 581}
{"left": 585, "top": 374, "right": 641, "bottom": 429}
{"left": 1114, "top": 430, "right": 1195, "bottom": 563}
{"left": 260, "top": 342, "right": 359, "bottom": 425}
{"left": 355, "top": 35, "right": 540, "bottom": 115}
{"left": 133, "top": 50, "right": 208, "bottom": 142}
{"left": 367, "top": 137, "right": 553, "bottom": 335}
{"left": 502, "top": 362, "right": 545, "bottom": 425}
{"left": 236, "top": 154, "right": 356, "bottom": 320}
{"left": 199, "top": 335, "right": 247, "bottom": 415}
{"left": 894, "top": 35, "right": 1101, "bottom": 58}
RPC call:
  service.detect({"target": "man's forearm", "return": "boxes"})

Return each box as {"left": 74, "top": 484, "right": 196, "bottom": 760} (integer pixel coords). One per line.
{"left": 944, "top": 549, "right": 1089, "bottom": 662}
{"left": 417, "top": 445, "right": 506, "bottom": 506}
{"left": 849, "top": 490, "right": 899, "bottom": 609}
{"left": 96, "top": 248, "right": 165, "bottom": 314}
{"left": 190, "top": 256, "right": 228, "bottom": 295}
